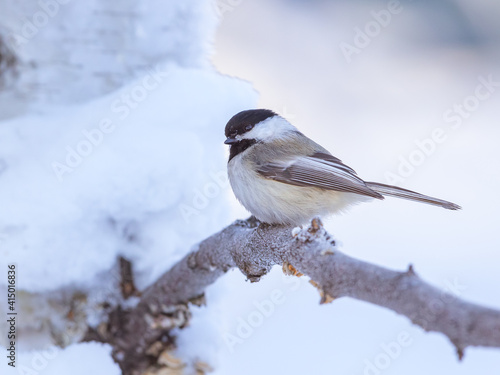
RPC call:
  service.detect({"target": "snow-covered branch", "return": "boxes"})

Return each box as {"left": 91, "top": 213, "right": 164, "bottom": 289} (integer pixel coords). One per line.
{"left": 90, "top": 217, "right": 500, "bottom": 375}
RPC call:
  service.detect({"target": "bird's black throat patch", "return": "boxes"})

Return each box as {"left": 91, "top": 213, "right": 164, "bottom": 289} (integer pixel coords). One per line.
{"left": 228, "top": 139, "right": 257, "bottom": 162}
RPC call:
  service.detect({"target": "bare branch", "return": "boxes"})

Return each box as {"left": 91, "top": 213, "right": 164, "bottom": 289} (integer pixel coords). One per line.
{"left": 90, "top": 217, "right": 500, "bottom": 375}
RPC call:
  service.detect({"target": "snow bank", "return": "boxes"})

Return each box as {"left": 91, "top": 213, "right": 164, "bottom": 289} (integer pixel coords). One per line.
{"left": 0, "top": 63, "right": 255, "bottom": 293}
{"left": 4, "top": 342, "right": 120, "bottom": 375}
{"left": 0, "top": 1, "right": 257, "bottom": 362}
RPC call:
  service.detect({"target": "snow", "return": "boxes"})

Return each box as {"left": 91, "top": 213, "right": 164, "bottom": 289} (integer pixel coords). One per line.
{"left": 0, "top": 0, "right": 219, "bottom": 108}
{"left": 4, "top": 342, "right": 120, "bottom": 375}
{"left": 0, "top": 63, "right": 256, "bottom": 294}
{"left": 0, "top": 61, "right": 257, "bottom": 352}
{"left": 0, "top": 0, "right": 258, "bottom": 369}
{"left": 1, "top": 0, "right": 500, "bottom": 374}
{"left": 0, "top": 61, "right": 256, "bottom": 366}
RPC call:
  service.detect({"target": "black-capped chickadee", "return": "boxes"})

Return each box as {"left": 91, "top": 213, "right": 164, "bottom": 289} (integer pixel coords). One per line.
{"left": 224, "top": 109, "right": 460, "bottom": 225}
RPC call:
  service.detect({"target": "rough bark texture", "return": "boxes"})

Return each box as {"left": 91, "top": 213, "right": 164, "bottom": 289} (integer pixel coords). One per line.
{"left": 89, "top": 217, "right": 500, "bottom": 375}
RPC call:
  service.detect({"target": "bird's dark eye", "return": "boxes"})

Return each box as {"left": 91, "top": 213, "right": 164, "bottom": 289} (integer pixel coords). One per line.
{"left": 245, "top": 124, "right": 254, "bottom": 131}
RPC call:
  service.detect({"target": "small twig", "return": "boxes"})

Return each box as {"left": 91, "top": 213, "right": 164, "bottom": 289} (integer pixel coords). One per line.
{"left": 119, "top": 256, "right": 139, "bottom": 299}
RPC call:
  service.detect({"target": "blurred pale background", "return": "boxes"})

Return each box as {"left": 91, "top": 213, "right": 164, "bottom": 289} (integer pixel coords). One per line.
{"left": 207, "top": 0, "right": 500, "bottom": 374}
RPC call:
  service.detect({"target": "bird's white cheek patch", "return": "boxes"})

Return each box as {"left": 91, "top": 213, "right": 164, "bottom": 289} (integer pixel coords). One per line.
{"left": 242, "top": 116, "right": 297, "bottom": 141}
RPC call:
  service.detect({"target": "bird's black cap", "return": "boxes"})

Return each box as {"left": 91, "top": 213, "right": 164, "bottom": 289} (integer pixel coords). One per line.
{"left": 224, "top": 109, "right": 277, "bottom": 138}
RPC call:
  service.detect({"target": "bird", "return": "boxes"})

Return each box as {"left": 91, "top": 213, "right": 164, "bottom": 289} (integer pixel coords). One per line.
{"left": 224, "top": 109, "right": 461, "bottom": 225}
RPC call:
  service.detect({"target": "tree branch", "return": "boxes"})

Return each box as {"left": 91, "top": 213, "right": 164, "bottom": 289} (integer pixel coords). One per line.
{"left": 90, "top": 217, "right": 500, "bottom": 375}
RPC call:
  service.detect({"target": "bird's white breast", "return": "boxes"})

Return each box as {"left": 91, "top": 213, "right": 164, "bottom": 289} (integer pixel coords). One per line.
{"left": 228, "top": 152, "right": 369, "bottom": 225}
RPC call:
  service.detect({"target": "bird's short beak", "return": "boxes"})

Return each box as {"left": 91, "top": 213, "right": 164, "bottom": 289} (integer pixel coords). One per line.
{"left": 224, "top": 137, "right": 239, "bottom": 145}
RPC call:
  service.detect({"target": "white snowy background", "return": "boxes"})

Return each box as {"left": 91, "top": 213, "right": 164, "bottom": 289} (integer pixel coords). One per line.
{"left": 1, "top": 0, "right": 500, "bottom": 374}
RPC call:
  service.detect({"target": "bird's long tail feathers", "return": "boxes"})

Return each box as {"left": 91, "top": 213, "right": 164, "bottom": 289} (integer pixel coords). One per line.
{"left": 365, "top": 182, "right": 461, "bottom": 210}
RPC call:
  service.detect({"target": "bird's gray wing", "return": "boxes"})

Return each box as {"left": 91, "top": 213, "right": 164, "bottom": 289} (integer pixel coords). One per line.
{"left": 257, "top": 152, "right": 383, "bottom": 199}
